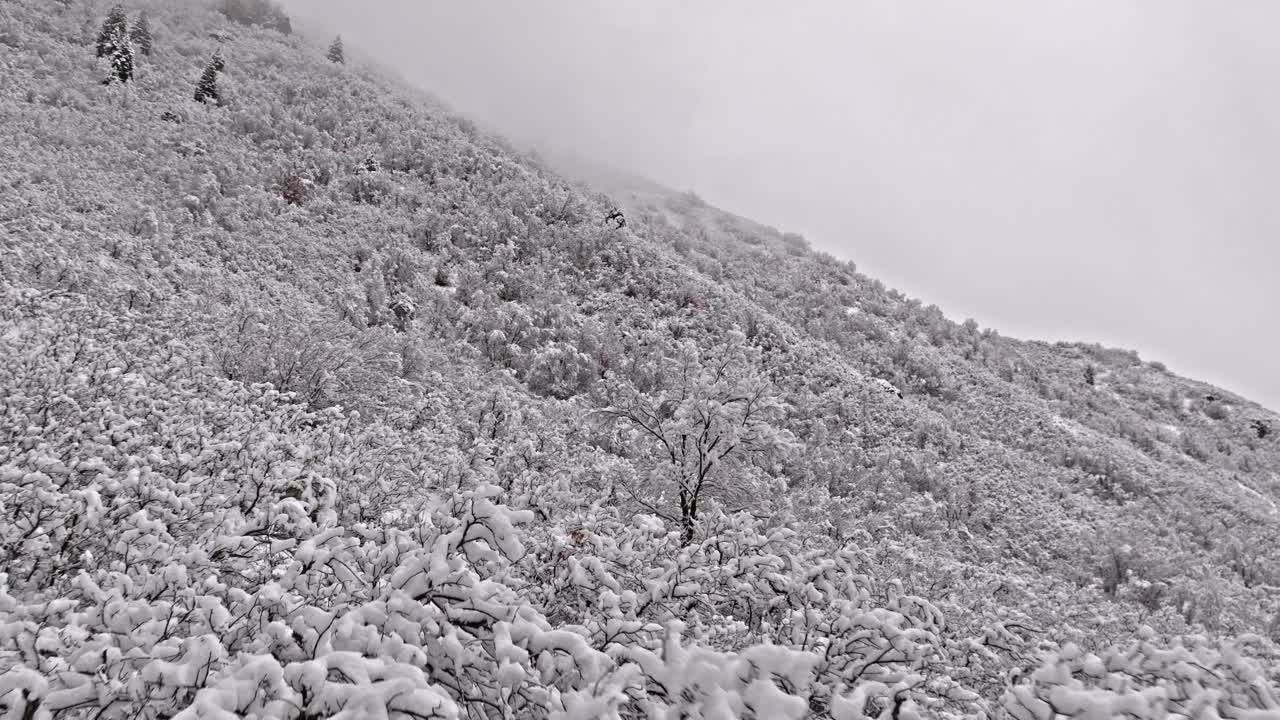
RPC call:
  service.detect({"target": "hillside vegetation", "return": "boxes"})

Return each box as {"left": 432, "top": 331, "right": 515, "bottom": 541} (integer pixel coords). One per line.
{"left": 1, "top": 0, "right": 1278, "bottom": 717}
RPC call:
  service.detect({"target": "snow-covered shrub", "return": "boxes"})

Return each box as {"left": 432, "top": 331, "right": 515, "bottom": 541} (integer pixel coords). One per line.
{"left": 343, "top": 171, "right": 395, "bottom": 205}
{"left": 1004, "top": 630, "right": 1280, "bottom": 719}
{"left": 212, "top": 307, "right": 400, "bottom": 411}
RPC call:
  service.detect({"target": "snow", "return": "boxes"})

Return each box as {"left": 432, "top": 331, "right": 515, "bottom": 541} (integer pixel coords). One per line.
{"left": 1237, "top": 481, "right": 1278, "bottom": 514}
{"left": 1, "top": 0, "right": 1278, "bottom": 716}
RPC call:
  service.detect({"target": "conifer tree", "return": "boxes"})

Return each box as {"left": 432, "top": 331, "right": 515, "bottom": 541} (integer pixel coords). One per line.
{"left": 95, "top": 4, "right": 128, "bottom": 58}
{"left": 194, "top": 51, "right": 224, "bottom": 104}
{"left": 130, "top": 11, "right": 152, "bottom": 56}
{"left": 108, "top": 27, "right": 134, "bottom": 84}
{"left": 326, "top": 35, "right": 345, "bottom": 64}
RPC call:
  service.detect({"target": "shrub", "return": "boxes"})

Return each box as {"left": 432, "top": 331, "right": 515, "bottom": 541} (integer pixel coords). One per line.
{"left": 212, "top": 309, "right": 398, "bottom": 410}
{"left": 276, "top": 170, "right": 309, "bottom": 206}
{"left": 1205, "top": 400, "right": 1229, "bottom": 420}
{"left": 343, "top": 171, "right": 395, "bottom": 204}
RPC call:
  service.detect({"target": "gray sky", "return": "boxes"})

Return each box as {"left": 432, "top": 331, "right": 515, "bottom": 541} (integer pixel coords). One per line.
{"left": 283, "top": 1, "right": 1280, "bottom": 411}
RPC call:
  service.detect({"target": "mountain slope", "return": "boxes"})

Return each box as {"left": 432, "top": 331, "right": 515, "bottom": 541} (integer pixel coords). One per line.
{"left": 1, "top": 1, "right": 1278, "bottom": 717}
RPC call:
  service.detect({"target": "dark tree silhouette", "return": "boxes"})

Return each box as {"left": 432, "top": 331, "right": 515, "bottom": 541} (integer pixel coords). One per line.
{"left": 327, "top": 35, "right": 345, "bottom": 64}
{"left": 108, "top": 29, "right": 133, "bottom": 83}
{"left": 1251, "top": 419, "right": 1271, "bottom": 440}
{"left": 194, "top": 51, "right": 225, "bottom": 104}
{"left": 95, "top": 4, "right": 128, "bottom": 58}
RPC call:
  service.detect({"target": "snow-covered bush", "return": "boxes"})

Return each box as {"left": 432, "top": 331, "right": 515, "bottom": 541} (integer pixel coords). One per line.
{"left": 1004, "top": 630, "right": 1280, "bottom": 719}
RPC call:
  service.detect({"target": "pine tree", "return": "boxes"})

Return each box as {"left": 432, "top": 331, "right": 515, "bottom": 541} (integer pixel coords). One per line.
{"left": 95, "top": 4, "right": 128, "bottom": 58}
{"left": 109, "top": 27, "right": 134, "bottom": 84}
{"left": 130, "top": 11, "right": 152, "bottom": 56}
{"left": 326, "top": 35, "right": 345, "bottom": 64}
{"left": 194, "top": 51, "right": 224, "bottom": 104}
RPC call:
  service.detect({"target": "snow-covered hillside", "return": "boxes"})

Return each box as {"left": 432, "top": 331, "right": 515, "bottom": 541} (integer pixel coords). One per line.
{"left": 1, "top": 0, "right": 1278, "bottom": 717}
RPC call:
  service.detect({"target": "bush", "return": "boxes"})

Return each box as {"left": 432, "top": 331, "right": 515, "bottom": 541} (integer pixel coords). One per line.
{"left": 342, "top": 171, "right": 395, "bottom": 204}
{"left": 212, "top": 308, "right": 398, "bottom": 410}
{"left": 276, "top": 170, "right": 309, "bottom": 206}
{"left": 1205, "top": 400, "right": 1229, "bottom": 420}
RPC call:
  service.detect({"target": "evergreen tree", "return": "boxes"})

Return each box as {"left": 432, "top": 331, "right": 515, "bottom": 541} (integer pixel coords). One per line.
{"left": 108, "top": 27, "right": 134, "bottom": 84}
{"left": 130, "top": 11, "right": 152, "bottom": 56}
{"left": 326, "top": 35, "right": 344, "bottom": 64}
{"left": 194, "top": 51, "right": 224, "bottom": 104}
{"left": 95, "top": 4, "right": 128, "bottom": 58}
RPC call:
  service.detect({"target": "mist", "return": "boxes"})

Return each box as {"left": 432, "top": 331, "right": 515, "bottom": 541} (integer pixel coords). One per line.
{"left": 282, "top": 0, "right": 1280, "bottom": 411}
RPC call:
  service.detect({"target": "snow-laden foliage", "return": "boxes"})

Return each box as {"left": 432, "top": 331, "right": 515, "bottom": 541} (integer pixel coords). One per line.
{"left": 1004, "top": 630, "right": 1280, "bottom": 719}
{"left": 0, "top": 0, "right": 1277, "bottom": 716}
{"left": 93, "top": 4, "right": 128, "bottom": 59}
{"left": 595, "top": 330, "right": 799, "bottom": 543}
{"left": 0, "top": 292, "right": 973, "bottom": 718}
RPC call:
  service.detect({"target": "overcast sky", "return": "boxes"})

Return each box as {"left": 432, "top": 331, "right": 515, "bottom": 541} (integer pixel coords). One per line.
{"left": 284, "top": 1, "right": 1279, "bottom": 411}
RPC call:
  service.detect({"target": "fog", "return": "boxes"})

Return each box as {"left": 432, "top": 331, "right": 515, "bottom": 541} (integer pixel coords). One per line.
{"left": 283, "top": 1, "right": 1280, "bottom": 411}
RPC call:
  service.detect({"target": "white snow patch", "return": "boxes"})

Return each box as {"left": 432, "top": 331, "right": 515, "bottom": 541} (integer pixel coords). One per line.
{"left": 871, "top": 377, "right": 902, "bottom": 398}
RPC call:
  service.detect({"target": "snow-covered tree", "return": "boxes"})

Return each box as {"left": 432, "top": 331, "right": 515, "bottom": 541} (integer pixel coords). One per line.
{"left": 193, "top": 50, "right": 224, "bottom": 104}
{"left": 109, "top": 32, "right": 133, "bottom": 83}
{"left": 129, "top": 10, "right": 151, "bottom": 56}
{"left": 327, "top": 34, "right": 344, "bottom": 64}
{"left": 94, "top": 4, "right": 128, "bottom": 58}
{"left": 598, "top": 330, "right": 798, "bottom": 543}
